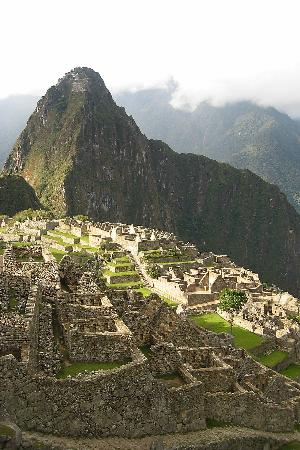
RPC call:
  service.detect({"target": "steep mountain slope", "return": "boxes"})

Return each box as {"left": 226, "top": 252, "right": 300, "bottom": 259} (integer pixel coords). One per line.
{"left": 116, "top": 89, "right": 300, "bottom": 212}
{"left": 4, "top": 67, "right": 300, "bottom": 296}
{"left": 0, "top": 95, "right": 38, "bottom": 166}
{"left": 0, "top": 175, "right": 41, "bottom": 216}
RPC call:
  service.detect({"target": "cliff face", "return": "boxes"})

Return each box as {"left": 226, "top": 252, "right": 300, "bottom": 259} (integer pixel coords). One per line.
{"left": 0, "top": 175, "right": 41, "bottom": 216}
{"left": 4, "top": 68, "right": 300, "bottom": 295}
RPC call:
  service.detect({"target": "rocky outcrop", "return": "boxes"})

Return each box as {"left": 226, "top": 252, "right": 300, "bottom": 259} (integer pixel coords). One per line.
{"left": 4, "top": 68, "right": 300, "bottom": 296}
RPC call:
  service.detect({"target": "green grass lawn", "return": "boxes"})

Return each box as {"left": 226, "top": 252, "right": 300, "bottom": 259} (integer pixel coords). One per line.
{"left": 160, "top": 296, "right": 178, "bottom": 307}
{"left": 255, "top": 350, "right": 289, "bottom": 368}
{"left": 133, "top": 287, "right": 153, "bottom": 297}
{"left": 80, "top": 235, "right": 89, "bottom": 243}
{"left": 56, "top": 360, "right": 130, "bottom": 379}
{"left": 108, "top": 262, "right": 134, "bottom": 270}
{"left": 190, "top": 313, "right": 264, "bottom": 350}
{"left": 140, "top": 345, "right": 152, "bottom": 357}
{"left": 280, "top": 364, "right": 300, "bottom": 380}
{"left": 50, "top": 248, "right": 67, "bottom": 261}
{"left": 0, "top": 424, "right": 15, "bottom": 437}
{"left": 104, "top": 270, "right": 139, "bottom": 277}
{"left": 16, "top": 255, "right": 44, "bottom": 262}
{"left": 76, "top": 243, "right": 98, "bottom": 253}
{"left": 51, "top": 230, "right": 78, "bottom": 240}
{"left": 113, "top": 256, "right": 131, "bottom": 263}
{"left": 159, "top": 260, "right": 196, "bottom": 265}
{"left": 106, "top": 281, "right": 143, "bottom": 289}
{"left": 44, "top": 234, "right": 66, "bottom": 246}
{"left": 12, "top": 241, "right": 34, "bottom": 247}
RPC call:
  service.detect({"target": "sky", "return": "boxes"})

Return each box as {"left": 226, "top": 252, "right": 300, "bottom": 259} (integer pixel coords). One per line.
{"left": 2, "top": 0, "right": 300, "bottom": 116}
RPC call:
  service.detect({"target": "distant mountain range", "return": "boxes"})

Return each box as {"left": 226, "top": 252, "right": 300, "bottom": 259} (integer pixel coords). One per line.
{"left": 3, "top": 67, "right": 300, "bottom": 297}
{"left": 116, "top": 88, "right": 300, "bottom": 213}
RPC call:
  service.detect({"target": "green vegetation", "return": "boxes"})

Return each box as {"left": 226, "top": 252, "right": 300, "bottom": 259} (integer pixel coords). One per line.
{"left": 106, "top": 281, "right": 143, "bottom": 289}
{"left": 219, "top": 288, "right": 248, "bottom": 333}
{"left": 50, "top": 248, "right": 67, "bottom": 261}
{"left": 12, "top": 241, "right": 34, "bottom": 247}
{"left": 56, "top": 360, "right": 130, "bottom": 379}
{"left": 146, "top": 263, "right": 160, "bottom": 278}
{"left": 143, "top": 248, "right": 190, "bottom": 263}
{"left": 279, "top": 443, "right": 300, "bottom": 450}
{"left": 280, "top": 364, "right": 300, "bottom": 380}
{"left": 51, "top": 230, "right": 78, "bottom": 240}
{"left": 159, "top": 260, "right": 196, "bottom": 265}
{"left": 133, "top": 288, "right": 152, "bottom": 297}
{"left": 72, "top": 215, "right": 88, "bottom": 221}
{"left": 13, "top": 208, "right": 53, "bottom": 222}
{"left": 160, "top": 296, "right": 178, "bottom": 307}
{"left": 109, "top": 261, "right": 134, "bottom": 269}
{"left": 113, "top": 256, "right": 130, "bottom": 263}
{"left": 0, "top": 175, "right": 41, "bottom": 217}
{"left": 255, "top": 350, "right": 289, "bottom": 368}
{"left": 9, "top": 297, "right": 18, "bottom": 310}
{"left": 190, "top": 313, "right": 264, "bottom": 350}
{"left": 104, "top": 270, "right": 139, "bottom": 278}
{"left": 140, "top": 345, "right": 152, "bottom": 357}
{"left": 44, "top": 234, "right": 67, "bottom": 246}
{"left": 0, "top": 424, "right": 15, "bottom": 438}
{"left": 76, "top": 243, "right": 98, "bottom": 253}
{"left": 206, "top": 419, "right": 231, "bottom": 429}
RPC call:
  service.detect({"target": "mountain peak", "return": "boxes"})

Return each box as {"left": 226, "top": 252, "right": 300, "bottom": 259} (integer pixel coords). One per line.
{"left": 54, "top": 67, "right": 107, "bottom": 95}
{"left": 4, "top": 68, "right": 300, "bottom": 298}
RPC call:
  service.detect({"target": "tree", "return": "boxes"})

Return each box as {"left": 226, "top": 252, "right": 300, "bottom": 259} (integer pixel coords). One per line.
{"left": 219, "top": 288, "right": 248, "bottom": 334}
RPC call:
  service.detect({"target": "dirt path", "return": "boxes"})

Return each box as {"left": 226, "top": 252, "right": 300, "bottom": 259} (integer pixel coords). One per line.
{"left": 21, "top": 427, "right": 300, "bottom": 450}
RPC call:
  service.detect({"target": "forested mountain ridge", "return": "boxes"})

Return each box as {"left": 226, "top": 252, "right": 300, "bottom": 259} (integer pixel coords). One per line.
{"left": 116, "top": 88, "right": 300, "bottom": 212}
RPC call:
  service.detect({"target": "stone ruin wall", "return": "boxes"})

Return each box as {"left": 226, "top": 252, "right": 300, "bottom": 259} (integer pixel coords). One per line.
{"left": 0, "top": 348, "right": 295, "bottom": 437}
{"left": 66, "top": 329, "right": 133, "bottom": 362}
{"left": 0, "top": 355, "right": 206, "bottom": 438}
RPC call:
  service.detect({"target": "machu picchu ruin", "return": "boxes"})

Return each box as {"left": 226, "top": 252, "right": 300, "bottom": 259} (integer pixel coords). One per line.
{"left": 1, "top": 215, "right": 300, "bottom": 449}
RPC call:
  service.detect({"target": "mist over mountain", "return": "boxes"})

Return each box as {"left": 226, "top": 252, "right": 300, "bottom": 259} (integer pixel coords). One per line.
{"left": 116, "top": 87, "right": 300, "bottom": 213}
{"left": 3, "top": 67, "right": 300, "bottom": 297}
{"left": 0, "top": 95, "right": 39, "bottom": 166}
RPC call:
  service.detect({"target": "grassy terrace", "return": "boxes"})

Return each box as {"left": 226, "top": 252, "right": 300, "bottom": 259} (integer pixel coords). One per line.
{"left": 12, "top": 241, "right": 34, "bottom": 247}
{"left": 114, "top": 256, "right": 131, "bottom": 263}
{"left": 75, "top": 243, "right": 99, "bottom": 253}
{"left": 51, "top": 229, "right": 78, "bottom": 240}
{"left": 44, "top": 234, "right": 67, "bottom": 246}
{"left": 104, "top": 270, "right": 139, "bottom": 277}
{"left": 106, "top": 281, "right": 143, "bottom": 289}
{"left": 50, "top": 248, "right": 67, "bottom": 261}
{"left": 280, "top": 364, "right": 300, "bottom": 380}
{"left": 56, "top": 360, "right": 130, "bottom": 379}
{"left": 133, "top": 287, "right": 152, "bottom": 297}
{"left": 108, "top": 261, "right": 134, "bottom": 269}
{"left": 255, "top": 350, "right": 289, "bottom": 368}
{"left": 190, "top": 313, "right": 264, "bottom": 350}
{"left": 159, "top": 260, "right": 196, "bottom": 266}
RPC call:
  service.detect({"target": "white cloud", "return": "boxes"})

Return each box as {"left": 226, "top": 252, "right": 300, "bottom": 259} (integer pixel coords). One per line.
{"left": 1, "top": 0, "right": 300, "bottom": 115}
